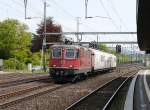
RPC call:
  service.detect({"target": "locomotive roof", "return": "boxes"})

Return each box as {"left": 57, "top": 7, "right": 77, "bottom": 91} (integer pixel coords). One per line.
{"left": 51, "top": 44, "right": 116, "bottom": 58}
{"left": 51, "top": 44, "right": 82, "bottom": 49}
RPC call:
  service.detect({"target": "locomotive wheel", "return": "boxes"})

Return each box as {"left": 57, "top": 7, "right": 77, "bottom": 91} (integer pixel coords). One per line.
{"left": 81, "top": 73, "right": 87, "bottom": 80}
{"left": 71, "top": 75, "right": 79, "bottom": 83}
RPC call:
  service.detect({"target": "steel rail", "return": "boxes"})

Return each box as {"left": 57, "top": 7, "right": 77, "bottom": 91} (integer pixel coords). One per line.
{"left": 65, "top": 77, "right": 121, "bottom": 110}
{"left": 0, "top": 83, "right": 70, "bottom": 109}
{"left": 102, "top": 73, "right": 136, "bottom": 110}
{"left": 0, "top": 76, "right": 50, "bottom": 88}
{"left": 0, "top": 64, "right": 142, "bottom": 109}
{"left": 65, "top": 68, "right": 140, "bottom": 110}
{"left": 0, "top": 82, "right": 53, "bottom": 100}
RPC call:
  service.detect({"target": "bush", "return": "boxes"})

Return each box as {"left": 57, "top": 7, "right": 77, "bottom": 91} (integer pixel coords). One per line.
{"left": 4, "top": 58, "right": 27, "bottom": 70}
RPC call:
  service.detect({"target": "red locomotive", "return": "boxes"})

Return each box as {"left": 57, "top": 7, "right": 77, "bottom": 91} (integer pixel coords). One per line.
{"left": 49, "top": 44, "right": 117, "bottom": 82}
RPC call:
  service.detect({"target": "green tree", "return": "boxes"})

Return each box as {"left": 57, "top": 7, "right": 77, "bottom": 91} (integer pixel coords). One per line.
{"left": 32, "top": 17, "right": 63, "bottom": 52}
{"left": 99, "top": 44, "right": 111, "bottom": 53}
{"left": 31, "top": 52, "right": 41, "bottom": 66}
{"left": 0, "top": 19, "right": 31, "bottom": 59}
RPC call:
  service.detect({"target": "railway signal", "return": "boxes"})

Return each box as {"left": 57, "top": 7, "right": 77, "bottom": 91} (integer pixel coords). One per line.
{"left": 145, "top": 50, "right": 150, "bottom": 54}
{"left": 116, "top": 45, "right": 121, "bottom": 53}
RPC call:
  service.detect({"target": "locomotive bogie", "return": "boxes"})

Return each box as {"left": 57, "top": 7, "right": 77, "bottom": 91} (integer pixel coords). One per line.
{"left": 49, "top": 68, "right": 90, "bottom": 82}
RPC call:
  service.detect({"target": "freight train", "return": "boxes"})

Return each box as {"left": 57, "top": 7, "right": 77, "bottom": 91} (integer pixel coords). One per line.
{"left": 49, "top": 44, "right": 117, "bottom": 82}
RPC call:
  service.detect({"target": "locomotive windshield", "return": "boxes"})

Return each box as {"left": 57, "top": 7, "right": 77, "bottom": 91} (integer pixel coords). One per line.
{"left": 65, "top": 49, "right": 75, "bottom": 58}
{"left": 52, "top": 48, "right": 61, "bottom": 58}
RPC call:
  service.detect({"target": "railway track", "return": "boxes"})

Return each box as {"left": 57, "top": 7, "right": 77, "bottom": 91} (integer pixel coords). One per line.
{"left": 0, "top": 74, "right": 57, "bottom": 109}
{"left": 0, "top": 82, "right": 53, "bottom": 100}
{"left": 0, "top": 75, "right": 50, "bottom": 88}
{"left": 0, "top": 64, "right": 143, "bottom": 109}
{"left": 65, "top": 69, "right": 139, "bottom": 110}
{"left": 0, "top": 82, "right": 69, "bottom": 109}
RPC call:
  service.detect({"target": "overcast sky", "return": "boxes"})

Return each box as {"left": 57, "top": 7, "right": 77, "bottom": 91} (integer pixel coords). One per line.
{"left": 0, "top": 0, "right": 137, "bottom": 42}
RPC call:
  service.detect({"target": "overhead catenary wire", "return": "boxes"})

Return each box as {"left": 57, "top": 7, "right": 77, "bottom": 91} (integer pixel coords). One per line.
{"left": 12, "top": 0, "right": 74, "bottom": 32}
{"left": 106, "top": 0, "right": 134, "bottom": 42}
{"left": 48, "top": 0, "right": 75, "bottom": 18}
{"left": 47, "top": 0, "right": 96, "bottom": 31}
{"left": 9, "top": 0, "right": 134, "bottom": 36}
{"left": 0, "top": 1, "right": 24, "bottom": 14}
{"left": 97, "top": 0, "right": 120, "bottom": 31}
{"left": 107, "top": 0, "right": 129, "bottom": 31}
{"left": 107, "top": 0, "right": 136, "bottom": 42}
{"left": 12, "top": 0, "right": 43, "bottom": 17}
{"left": 42, "top": 0, "right": 76, "bottom": 31}
{"left": 0, "top": 0, "right": 72, "bottom": 34}
{"left": 81, "top": 22, "right": 97, "bottom": 31}
{"left": 48, "top": 0, "right": 113, "bottom": 32}
{"left": 0, "top": 3, "right": 10, "bottom": 15}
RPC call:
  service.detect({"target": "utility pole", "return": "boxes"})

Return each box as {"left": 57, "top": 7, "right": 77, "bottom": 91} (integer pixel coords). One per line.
{"left": 85, "top": 0, "right": 88, "bottom": 18}
{"left": 97, "top": 34, "right": 99, "bottom": 49}
{"left": 24, "top": 0, "right": 27, "bottom": 19}
{"left": 42, "top": 0, "right": 47, "bottom": 72}
{"left": 23, "top": 0, "right": 47, "bottom": 72}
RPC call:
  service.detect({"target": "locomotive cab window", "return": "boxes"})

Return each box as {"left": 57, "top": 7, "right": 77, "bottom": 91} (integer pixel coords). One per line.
{"left": 65, "top": 49, "right": 75, "bottom": 58}
{"left": 52, "top": 48, "right": 61, "bottom": 58}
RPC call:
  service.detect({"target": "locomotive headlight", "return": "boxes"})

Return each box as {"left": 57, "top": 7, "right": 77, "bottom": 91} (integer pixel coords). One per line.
{"left": 69, "top": 65, "right": 73, "bottom": 68}
{"left": 53, "top": 65, "right": 56, "bottom": 67}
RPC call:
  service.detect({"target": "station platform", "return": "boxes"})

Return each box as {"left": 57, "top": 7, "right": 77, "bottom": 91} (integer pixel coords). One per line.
{"left": 124, "top": 70, "right": 150, "bottom": 110}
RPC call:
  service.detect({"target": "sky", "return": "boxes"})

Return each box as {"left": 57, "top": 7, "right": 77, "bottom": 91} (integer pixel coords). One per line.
{"left": 0, "top": 0, "right": 140, "bottom": 52}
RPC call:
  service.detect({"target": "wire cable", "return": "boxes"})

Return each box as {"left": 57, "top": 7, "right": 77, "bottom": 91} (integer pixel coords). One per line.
{"left": 97, "top": 0, "right": 120, "bottom": 31}
{"left": 47, "top": 0, "right": 96, "bottom": 31}
{"left": 107, "top": 0, "right": 129, "bottom": 31}
{"left": 47, "top": 0, "right": 75, "bottom": 18}
{"left": 0, "top": 1, "right": 24, "bottom": 14}
{"left": 12, "top": 0, "right": 43, "bottom": 17}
